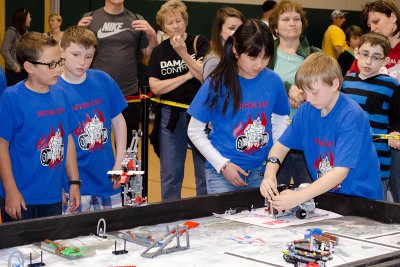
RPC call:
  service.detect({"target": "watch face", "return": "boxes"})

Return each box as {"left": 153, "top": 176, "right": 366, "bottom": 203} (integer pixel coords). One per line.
{"left": 269, "top": 157, "right": 277, "bottom": 163}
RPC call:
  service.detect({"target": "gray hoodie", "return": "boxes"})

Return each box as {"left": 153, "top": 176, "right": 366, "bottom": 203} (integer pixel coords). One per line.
{"left": 1, "top": 27, "right": 21, "bottom": 71}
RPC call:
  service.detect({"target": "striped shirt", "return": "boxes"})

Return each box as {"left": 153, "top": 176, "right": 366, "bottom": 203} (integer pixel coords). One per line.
{"left": 342, "top": 73, "right": 400, "bottom": 179}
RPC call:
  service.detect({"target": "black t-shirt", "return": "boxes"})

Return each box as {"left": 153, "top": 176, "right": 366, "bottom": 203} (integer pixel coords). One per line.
{"left": 147, "top": 34, "right": 209, "bottom": 105}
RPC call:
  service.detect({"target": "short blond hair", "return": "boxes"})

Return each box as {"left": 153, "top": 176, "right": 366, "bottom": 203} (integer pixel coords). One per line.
{"left": 61, "top": 26, "right": 97, "bottom": 49}
{"left": 295, "top": 52, "right": 343, "bottom": 91}
{"left": 156, "top": 0, "right": 189, "bottom": 29}
{"left": 49, "top": 13, "right": 62, "bottom": 24}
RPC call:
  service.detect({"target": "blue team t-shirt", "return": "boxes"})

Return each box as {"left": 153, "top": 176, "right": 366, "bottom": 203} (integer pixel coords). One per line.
{"left": 0, "top": 81, "right": 76, "bottom": 204}
{"left": 279, "top": 93, "right": 383, "bottom": 200}
{"left": 57, "top": 69, "right": 127, "bottom": 197}
{"left": 188, "top": 68, "right": 290, "bottom": 170}
{"left": 0, "top": 67, "right": 6, "bottom": 96}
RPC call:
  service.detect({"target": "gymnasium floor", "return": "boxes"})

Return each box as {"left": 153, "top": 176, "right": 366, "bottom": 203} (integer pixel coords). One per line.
{"left": 146, "top": 134, "right": 198, "bottom": 203}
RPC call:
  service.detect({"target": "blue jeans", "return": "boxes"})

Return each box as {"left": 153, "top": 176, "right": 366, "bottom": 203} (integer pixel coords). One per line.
{"left": 389, "top": 149, "right": 400, "bottom": 202}
{"left": 159, "top": 106, "right": 206, "bottom": 201}
{"left": 206, "top": 162, "right": 265, "bottom": 194}
{"left": 277, "top": 151, "right": 312, "bottom": 187}
{"left": 0, "top": 198, "right": 62, "bottom": 222}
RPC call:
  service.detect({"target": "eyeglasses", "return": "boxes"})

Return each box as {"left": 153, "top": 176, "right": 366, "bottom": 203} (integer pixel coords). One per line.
{"left": 29, "top": 58, "right": 65, "bottom": 69}
{"left": 358, "top": 51, "right": 385, "bottom": 62}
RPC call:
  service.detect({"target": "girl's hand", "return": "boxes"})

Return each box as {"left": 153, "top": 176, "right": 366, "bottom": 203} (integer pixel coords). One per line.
{"left": 388, "top": 131, "right": 400, "bottom": 150}
{"left": 78, "top": 16, "right": 93, "bottom": 27}
{"left": 288, "top": 85, "right": 305, "bottom": 108}
{"left": 222, "top": 162, "right": 248, "bottom": 187}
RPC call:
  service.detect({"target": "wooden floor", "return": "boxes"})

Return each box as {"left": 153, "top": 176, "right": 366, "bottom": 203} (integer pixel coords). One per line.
{"left": 144, "top": 127, "right": 198, "bottom": 203}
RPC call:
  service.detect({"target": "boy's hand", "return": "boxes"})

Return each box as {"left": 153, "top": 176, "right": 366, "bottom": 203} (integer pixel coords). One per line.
{"left": 68, "top": 185, "right": 81, "bottom": 213}
{"left": 271, "top": 189, "right": 301, "bottom": 211}
{"left": 388, "top": 131, "right": 400, "bottom": 149}
{"left": 111, "top": 164, "right": 122, "bottom": 190}
{"left": 5, "top": 189, "right": 27, "bottom": 220}
{"left": 260, "top": 176, "right": 279, "bottom": 201}
{"left": 78, "top": 16, "right": 93, "bottom": 27}
{"left": 222, "top": 162, "right": 248, "bottom": 187}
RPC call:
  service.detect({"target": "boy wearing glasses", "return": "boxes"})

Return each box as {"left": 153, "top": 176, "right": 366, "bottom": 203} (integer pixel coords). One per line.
{"left": 342, "top": 32, "right": 400, "bottom": 199}
{"left": 261, "top": 52, "right": 383, "bottom": 211}
{"left": 57, "top": 26, "right": 127, "bottom": 212}
{"left": 0, "top": 32, "right": 81, "bottom": 221}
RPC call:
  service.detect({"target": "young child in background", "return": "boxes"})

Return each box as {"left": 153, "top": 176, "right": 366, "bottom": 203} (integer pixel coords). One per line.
{"left": 58, "top": 26, "right": 127, "bottom": 212}
{"left": 188, "top": 19, "right": 290, "bottom": 194}
{"left": 0, "top": 32, "right": 80, "bottom": 221}
{"left": 260, "top": 52, "right": 383, "bottom": 211}
{"left": 342, "top": 32, "right": 400, "bottom": 199}
{"left": 338, "top": 25, "right": 363, "bottom": 76}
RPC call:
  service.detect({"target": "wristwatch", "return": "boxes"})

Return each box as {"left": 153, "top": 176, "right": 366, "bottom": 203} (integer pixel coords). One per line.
{"left": 68, "top": 180, "right": 82, "bottom": 187}
{"left": 267, "top": 157, "right": 282, "bottom": 168}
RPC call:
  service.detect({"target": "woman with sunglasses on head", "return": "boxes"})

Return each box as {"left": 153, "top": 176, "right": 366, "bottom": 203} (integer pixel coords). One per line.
{"left": 1, "top": 8, "right": 31, "bottom": 86}
{"left": 348, "top": 0, "right": 400, "bottom": 203}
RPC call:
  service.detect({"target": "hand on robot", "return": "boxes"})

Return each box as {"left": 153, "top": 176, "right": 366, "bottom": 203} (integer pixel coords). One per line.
{"left": 260, "top": 174, "right": 279, "bottom": 201}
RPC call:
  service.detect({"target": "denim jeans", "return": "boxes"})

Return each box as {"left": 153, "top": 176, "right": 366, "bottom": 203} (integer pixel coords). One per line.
{"left": 0, "top": 198, "right": 62, "bottom": 222}
{"left": 159, "top": 106, "right": 206, "bottom": 201}
{"left": 277, "top": 151, "right": 312, "bottom": 187}
{"left": 206, "top": 162, "right": 265, "bottom": 194}
{"left": 389, "top": 149, "right": 400, "bottom": 203}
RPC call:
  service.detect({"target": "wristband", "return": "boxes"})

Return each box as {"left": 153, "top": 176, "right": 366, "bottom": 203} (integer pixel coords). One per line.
{"left": 220, "top": 161, "right": 230, "bottom": 173}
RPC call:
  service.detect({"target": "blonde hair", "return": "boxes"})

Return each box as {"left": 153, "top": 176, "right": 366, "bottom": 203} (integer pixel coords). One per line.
{"left": 156, "top": 0, "right": 189, "bottom": 29}
{"left": 49, "top": 13, "right": 62, "bottom": 24}
{"left": 295, "top": 52, "right": 343, "bottom": 90}
{"left": 61, "top": 26, "right": 97, "bottom": 49}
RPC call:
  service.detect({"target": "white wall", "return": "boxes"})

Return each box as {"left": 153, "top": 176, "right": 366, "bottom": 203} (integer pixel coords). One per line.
{"left": 184, "top": 0, "right": 400, "bottom": 12}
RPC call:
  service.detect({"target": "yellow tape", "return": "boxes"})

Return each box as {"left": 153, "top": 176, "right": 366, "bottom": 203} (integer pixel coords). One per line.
{"left": 127, "top": 96, "right": 189, "bottom": 109}
{"left": 373, "top": 134, "right": 400, "bottom": 140}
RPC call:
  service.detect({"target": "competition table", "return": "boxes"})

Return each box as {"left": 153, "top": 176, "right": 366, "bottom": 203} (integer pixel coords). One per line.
{"left": 0, "top": 189, "right": 400, "bottom": 266}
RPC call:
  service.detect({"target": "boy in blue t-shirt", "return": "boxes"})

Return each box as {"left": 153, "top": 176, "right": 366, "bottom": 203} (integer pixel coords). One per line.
{"left": 260, "top": 52, "right": 383, "bottom": 211}
{"left": 0, "top": 32, "right": 81, "bottom": 222}
{"left": 58, "top": 26, "right": 127, "bottom": 212}
{"left": 342, "top": 32, "right": 400, "bottom": 199}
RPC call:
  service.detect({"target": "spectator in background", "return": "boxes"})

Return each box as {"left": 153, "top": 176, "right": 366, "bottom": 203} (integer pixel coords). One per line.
{"left": 0, "top": 67, "right": 6, "bottom": 96}
{"left": 47, "top": 13, "right": 63, "bottom": 44}
{"left": 261, "top": 0, "right": 277, "bottom": 27}
{"left": 203, "top": 7, "right": 245, "bottom": 81}
{"left": 147, "top": 0, "right": 209, "bottom": 201}
{"left": 348, "top": 0, "right": 400, "bottom": 203}
{"left": 338, "top": 25, "right": 363, "bottom": 76}
{"left": 78, "top": 0, "right": 158, "bottom": 142}
{"left": 268, "top": 0, "right": 315, "bottom": 187}
{"left": 1, "top": 8, "right": 31, "bottom": 86}
{"left": 322, "top": 9, "right": 349, "bottom": 60}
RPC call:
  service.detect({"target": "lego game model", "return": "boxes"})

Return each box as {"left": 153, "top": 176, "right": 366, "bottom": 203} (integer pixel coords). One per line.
{"left": 283, "top": 228, "right": 338, "bottom": 267}
{"left": 140, "top": 221, "right": 199, "bottom": 258}
{"left": 107, "top": 130, "right": 146, "bottom": 206}
{"left": 40, "top": 240, "right": 86, "bottom": 259}
{"left": 265, "top": 183, "right": 316, "bottom": 219}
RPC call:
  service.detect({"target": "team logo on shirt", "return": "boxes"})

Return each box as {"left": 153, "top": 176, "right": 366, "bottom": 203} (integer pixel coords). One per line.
{"left": 37, "top": 126, "right": 65, "bottom": 168}
{"left": 235, "top": 113, "right": 269, "bottom": 153}
{"left": 74, "top": 110, "right": 108, "bottom": 151}
{"left": 314, "top": 151, "right": 341, "bottom": 190}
